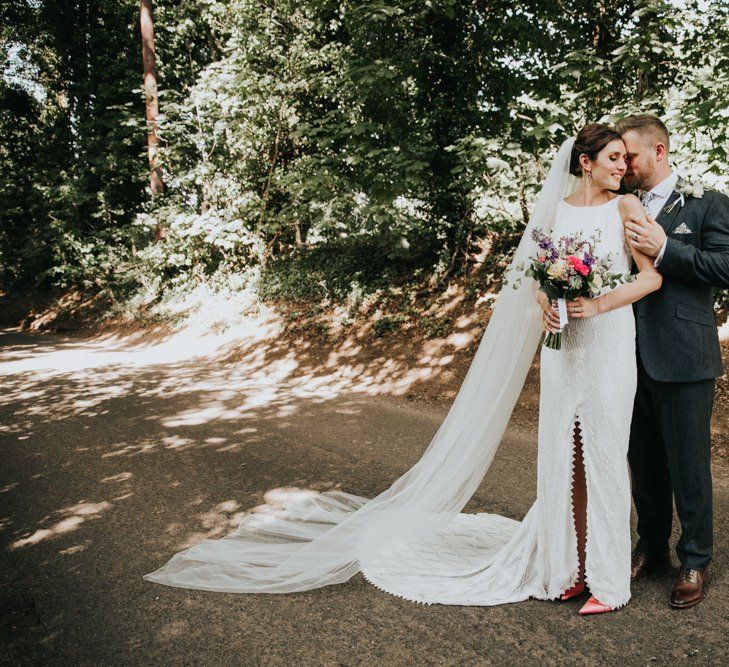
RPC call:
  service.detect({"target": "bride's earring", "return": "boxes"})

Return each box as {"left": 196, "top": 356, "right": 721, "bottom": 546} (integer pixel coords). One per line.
{"left": 586, "top": 170, "right": 593, "bottom": 186}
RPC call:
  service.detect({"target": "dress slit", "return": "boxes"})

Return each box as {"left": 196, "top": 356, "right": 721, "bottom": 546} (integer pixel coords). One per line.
{"left": 567, "top": 415, "right": 589, "bottom": 596}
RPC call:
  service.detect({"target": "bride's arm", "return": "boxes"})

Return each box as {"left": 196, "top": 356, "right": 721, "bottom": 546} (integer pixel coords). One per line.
{"left": 568, "top": 194, "right": 663, "bottom": 318}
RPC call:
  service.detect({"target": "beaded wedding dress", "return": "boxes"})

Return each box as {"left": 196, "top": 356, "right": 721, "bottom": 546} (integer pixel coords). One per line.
{"left": 144, "top": 139, "right": 636, "bottom": 609}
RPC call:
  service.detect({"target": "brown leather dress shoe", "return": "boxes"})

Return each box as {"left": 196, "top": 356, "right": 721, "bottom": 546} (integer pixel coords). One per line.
{"left": 630, "top": 549, "right": 672, "bottom": 581}
{"left": 669, "top": 567, "right": 710, "bottom": 609}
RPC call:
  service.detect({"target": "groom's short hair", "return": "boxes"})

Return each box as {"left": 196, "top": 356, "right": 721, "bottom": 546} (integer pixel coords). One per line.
{"left": 615, "top": 114, "right": 670, "bottom": 152}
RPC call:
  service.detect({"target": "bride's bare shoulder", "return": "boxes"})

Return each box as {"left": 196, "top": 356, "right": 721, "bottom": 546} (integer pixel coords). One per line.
{"left": 618, "top": 193, "right": 642, "bottom": 217}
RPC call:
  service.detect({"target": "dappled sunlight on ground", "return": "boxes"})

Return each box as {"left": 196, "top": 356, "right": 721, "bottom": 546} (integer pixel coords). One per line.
{"left": 0, "top": 299, "right": 493, "bottom": 440}
{"left": 11, "top": 500, "right": 113, "bottom": 549}
{"left": 0, "top": 316, "right": 281, "bottom": 376}
{"left": 1, "top": 319, "right": 480, "bottom": 567}
{"left": 168, "top": 499, "right": 249, "bottom": 551}
{"left": 1, "top": 318, "right": 728, "bottom": 664}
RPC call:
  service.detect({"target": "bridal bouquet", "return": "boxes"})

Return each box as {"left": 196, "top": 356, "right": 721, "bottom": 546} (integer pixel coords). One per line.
{"left": 523, "top": 228, "right": 634, "bottom": 350}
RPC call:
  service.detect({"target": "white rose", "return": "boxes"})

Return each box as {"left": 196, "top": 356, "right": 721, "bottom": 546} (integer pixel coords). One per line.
{"left": 547, "top": 259, "right": 568, "bottom": 280}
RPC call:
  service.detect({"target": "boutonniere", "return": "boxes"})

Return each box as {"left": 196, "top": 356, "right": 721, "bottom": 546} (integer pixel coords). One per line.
{"left": 663, "top": 175, "right": 705, "bottom": 214}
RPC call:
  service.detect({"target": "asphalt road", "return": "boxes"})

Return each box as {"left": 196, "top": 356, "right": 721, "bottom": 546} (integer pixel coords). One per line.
{"left": 1, "top": 327, "right": 727, "bottom": 665}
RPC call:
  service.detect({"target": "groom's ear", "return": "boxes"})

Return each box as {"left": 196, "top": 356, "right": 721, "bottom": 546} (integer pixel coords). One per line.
{"left": 655, "top": 142, "right": 669, "bottom": 162}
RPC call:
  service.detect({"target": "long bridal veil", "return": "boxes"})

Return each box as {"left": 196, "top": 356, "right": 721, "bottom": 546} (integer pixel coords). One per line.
{"left": 143, "top": 137, "right": 577, "bottom": 597}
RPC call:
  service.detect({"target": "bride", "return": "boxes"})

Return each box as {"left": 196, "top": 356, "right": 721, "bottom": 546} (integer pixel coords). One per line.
{"left": 144, "top": 124, "right": 662, "bottom": 616}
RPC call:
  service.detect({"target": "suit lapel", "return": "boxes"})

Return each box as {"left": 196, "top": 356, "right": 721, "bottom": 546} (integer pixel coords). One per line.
{"left": 656, "top": 191, "right": 684, "bottom": 235}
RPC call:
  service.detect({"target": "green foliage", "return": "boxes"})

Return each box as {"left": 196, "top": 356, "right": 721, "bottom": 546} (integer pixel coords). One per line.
{"left": 374, "top": 313, "right": 407, "bottom": 338}
{"left": 419, "top": 314, "right": 451, "bottom": 339}
{"left": 1, "top": 0, "right": 728, "bottom": 317}
{"left": 0, "top": 0, "right": 145, "bottom": 290}
{"left": 257, "top": 232, "right": 425, "bottom": 303}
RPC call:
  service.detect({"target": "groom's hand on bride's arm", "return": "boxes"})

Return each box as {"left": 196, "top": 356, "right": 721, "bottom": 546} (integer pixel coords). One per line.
{"left": 624, "top": 214, "right": 666, "bottom": 258}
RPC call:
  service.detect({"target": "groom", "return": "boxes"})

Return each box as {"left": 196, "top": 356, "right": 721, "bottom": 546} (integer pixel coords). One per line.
{"left": 618, "top": 114, "right": 729, "bottom": 608}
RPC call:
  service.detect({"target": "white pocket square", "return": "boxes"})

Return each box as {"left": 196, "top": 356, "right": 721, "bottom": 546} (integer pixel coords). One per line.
{"left": 673, "top": 223, "right": 693, "bottom": 234}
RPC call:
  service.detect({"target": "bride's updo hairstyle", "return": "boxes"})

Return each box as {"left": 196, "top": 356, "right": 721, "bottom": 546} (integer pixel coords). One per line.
{"left": 569, "top": 123, "right": 622, "bottom": 177}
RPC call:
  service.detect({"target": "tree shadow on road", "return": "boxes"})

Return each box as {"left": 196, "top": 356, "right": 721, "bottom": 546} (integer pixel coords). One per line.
{"left": 0, "top": 327, "right": 726, "bottom": 665}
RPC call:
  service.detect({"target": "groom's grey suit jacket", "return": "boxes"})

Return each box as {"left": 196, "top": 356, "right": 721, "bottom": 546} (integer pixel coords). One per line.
{"left": 633, "top": 187, "right": 729, "bottom": 383}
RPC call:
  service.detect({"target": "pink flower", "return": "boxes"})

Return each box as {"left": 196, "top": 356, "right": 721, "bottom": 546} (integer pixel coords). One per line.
{"left": 568, "top": 255, "right": 590, "bottom": 277}
{"left": 537, "top": 256, "right": 546, "bottom": 263}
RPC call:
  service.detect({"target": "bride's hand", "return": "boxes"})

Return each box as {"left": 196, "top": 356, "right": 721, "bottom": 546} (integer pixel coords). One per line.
{"left": 537, "top": 292, "right": 561, "bottom": 332}
{"left": 566, "top": 296, "right": 600, "bottom": 319}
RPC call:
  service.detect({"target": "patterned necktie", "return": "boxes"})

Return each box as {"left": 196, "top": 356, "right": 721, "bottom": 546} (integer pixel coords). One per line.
{"left": 640, "top": 191, "right": 656, "bottom": 212}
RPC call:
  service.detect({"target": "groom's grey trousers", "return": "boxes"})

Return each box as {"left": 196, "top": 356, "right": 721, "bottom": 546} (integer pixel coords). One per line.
{"left": 629, "top": 188, "right": 729, "bottom": 572}
{"left": 629, "top": 356, "right": 715, "bottom": 570}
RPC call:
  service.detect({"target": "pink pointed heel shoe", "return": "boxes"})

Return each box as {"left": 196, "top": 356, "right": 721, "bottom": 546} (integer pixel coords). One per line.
{"left": 578, "top": 595, "right": 613, "bottom": 615}
{"left": 560, "top": 581, "right": 586, "bottom": 600}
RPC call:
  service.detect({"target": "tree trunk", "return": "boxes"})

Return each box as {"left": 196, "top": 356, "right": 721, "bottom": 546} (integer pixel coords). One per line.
{"left": 140, "top": 0, "right": 164, "bottom": 239}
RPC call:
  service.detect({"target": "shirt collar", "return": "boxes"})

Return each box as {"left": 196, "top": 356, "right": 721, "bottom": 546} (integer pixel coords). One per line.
{"left": 646, "top": 172, "right": 678, "bottom": 199}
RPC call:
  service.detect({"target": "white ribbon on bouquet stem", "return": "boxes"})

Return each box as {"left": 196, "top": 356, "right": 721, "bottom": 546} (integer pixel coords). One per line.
{"left": 556, "top": 297, "right": 569, "bottom": 331}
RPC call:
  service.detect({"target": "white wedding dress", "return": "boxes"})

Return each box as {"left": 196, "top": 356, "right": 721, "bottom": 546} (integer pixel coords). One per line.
{"left": 361, "top": 195, "right": 636, "bottom": 608}
{"left": 143, "top": 139, "right": 636, "bottom": 610}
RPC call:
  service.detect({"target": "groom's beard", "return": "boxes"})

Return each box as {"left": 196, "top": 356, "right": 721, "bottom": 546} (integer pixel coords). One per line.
{"left": 622, "top": 172, "right": 651, "bottom": 192}
{"left": 623, "top": 167, "right": 659, "bottom": 193}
